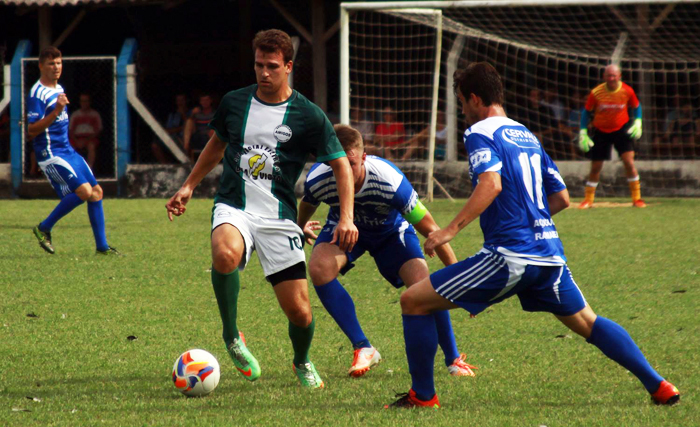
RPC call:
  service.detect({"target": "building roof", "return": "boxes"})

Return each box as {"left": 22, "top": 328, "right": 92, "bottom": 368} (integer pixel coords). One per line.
{"left": 1, "top": 0, "right": 161, "bottom": 5}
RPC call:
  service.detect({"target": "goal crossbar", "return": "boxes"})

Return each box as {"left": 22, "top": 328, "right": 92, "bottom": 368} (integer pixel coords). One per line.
{"left": 341, "top": 0, "right": 694, "bottom": 11}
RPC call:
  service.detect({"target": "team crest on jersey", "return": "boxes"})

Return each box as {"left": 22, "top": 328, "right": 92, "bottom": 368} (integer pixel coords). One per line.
{"left": 469, "top": 148, "right": 492, "bottom": 169}
{"left": 248, "top": 153, "right": 269, "bottom": 179}
{"left": 273, "top": 125, "right": 292, "bottom": 143}
{"left": 233, "top": 144, "right": 282, "bottom": 182}
{"left": 501, "top": 128, "right": 540, "bottom": 148}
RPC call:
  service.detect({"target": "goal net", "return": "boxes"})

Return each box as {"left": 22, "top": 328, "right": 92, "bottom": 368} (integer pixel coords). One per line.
{"left": 22, "top": 57, "right": 117, "bottom": 180}
{"left": 341, "top": 1, "right": 700, "bottom": 199}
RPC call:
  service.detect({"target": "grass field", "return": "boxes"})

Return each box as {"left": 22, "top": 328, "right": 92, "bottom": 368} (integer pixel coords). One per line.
{"left": 1, "top": 197, "right": 698, "bottom": 426}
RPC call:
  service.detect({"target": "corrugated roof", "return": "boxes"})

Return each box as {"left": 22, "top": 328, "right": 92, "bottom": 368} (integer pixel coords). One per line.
{"left": 1, "top": 0, "right": 159, "bottom": 5}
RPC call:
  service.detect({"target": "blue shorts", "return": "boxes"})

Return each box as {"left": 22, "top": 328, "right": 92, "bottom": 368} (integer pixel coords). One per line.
{"left": 315, "top": 221, "right": 424, "bottom": 288}
{"left": 38, "top": 151, "right": 97, "bottom": 198}
{"left": 431, "top": 248, "right": 586, "bottom": 316}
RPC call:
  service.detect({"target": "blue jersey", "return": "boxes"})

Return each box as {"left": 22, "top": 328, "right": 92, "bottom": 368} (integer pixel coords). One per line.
{"left": 27, "top": 80, "right": 72, "bottom": 162}
{"left": 303, "top": 156, "right": 419, "bottom": 236}
{"left": 465, "top": 116, "right": 567, "bottom": 265}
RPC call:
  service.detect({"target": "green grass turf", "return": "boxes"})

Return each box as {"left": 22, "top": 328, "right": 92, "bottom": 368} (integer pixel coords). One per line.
{"left": 1, "top": 198, "right": 698, "bottom": 426}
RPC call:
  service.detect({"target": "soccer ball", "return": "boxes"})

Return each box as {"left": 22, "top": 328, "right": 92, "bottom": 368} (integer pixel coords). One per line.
{"left": 172, "top": 349, "right": 220, "bottom": 397}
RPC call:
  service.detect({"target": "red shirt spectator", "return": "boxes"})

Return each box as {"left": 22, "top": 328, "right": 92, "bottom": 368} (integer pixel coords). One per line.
{"left": 375, "top": 106, "right": 405, "bottom": 147}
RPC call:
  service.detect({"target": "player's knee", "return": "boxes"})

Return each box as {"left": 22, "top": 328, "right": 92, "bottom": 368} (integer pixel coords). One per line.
{"left": 212, "top": 248, "right": 240, "bottom": 274}
{"left": 400, "top": 289, "right": 422, "bottom": 315}
{"left": 308, "top": 257, "right": 338, "bottom": 286}
{"left": 74, "top": 184, "right": 92, "bottom": 201}
{"left": 88, "top": 185, "right": 103, "bottom": 202}
{"left": 286, "top": 305, "right": 312, "bottom": 328}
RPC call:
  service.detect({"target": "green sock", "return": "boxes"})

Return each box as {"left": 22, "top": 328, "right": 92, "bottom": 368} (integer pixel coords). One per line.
{"left": 289, "top": 316, "right": 315, "bottom": 366}
{"left": 211, "top": 267, "right": 240, "bottom": 347}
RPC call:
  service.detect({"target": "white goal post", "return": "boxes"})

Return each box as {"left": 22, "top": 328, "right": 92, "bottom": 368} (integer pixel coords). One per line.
{"left": 340, "top": 0, "right": 700, "bottom": 200}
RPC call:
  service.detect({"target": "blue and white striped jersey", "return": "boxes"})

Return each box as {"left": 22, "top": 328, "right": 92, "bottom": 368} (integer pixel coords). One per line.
{"left": 303, "top": 156, "right": 419, "bottom": 235}
{"left": 465, "top": 116, "right": 567, "bottom": 265}
{"left": 27, "top": 80, "right": 72, "bottom": 162}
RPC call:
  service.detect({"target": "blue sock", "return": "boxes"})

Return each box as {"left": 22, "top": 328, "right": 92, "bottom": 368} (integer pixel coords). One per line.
{"left": 403, "top": 314, "right": 438, "bottom": 401}
{"left": 587, "top": 316, "right": 664, "bottom": 393}
{"left": 434, "top": 310, "right": 460, "bottom": 366}
{"left": 40, "top": 193, "right": 84, "bottom": 232}
{"left": 314, "top": 278, "right": 370, "bottom": 349}
{"left": 87, "top": 200, "right": 109, "bottom": 251}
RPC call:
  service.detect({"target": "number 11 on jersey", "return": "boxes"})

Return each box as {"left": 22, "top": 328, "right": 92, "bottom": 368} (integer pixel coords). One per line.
{"left": 518, "top": 153, "right": 544, "bottom": 209}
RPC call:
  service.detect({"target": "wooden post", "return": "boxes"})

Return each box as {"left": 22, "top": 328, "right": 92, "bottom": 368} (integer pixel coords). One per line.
{"left": 312, "top": 0, "right": 327, "bottom": 111}
{"left": 38, "top": 7, "right": 52, "bottom": 50}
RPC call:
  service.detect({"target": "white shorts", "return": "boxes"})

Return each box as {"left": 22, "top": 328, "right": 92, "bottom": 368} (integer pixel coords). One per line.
{"left": 211, "top": 203, "right": 306, "bottom": 277}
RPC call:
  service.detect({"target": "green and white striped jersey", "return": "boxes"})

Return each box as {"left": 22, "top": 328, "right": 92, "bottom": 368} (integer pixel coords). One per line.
{"left": 209, "top": 85, "right": 345, "bottom": 221}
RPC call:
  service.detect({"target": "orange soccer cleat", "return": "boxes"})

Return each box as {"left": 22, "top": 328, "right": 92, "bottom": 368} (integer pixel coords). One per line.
{"left": 348, "top": 346, "right": 382, "bottom": 378}
{"left": 578, "top": 200, "right": 594, "bottom": 209}
{"left": 651, "top": 380, "right": 680, "bottom": 405}
{"left": 384, "top": 389, "right": 440, "bottom": 409}
{"left": 632, "top": 199, "right": 647, "bottom": 208}
{"left": 447, "top": 354, "right": 477, "bottom": 377}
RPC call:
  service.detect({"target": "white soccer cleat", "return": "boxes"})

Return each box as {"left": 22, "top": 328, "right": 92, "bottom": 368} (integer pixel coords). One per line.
{"left": 447, "top": 354, "right": 477, "bottom": 377}
{"left": 348, "top": 346, "right": 381, "bottom": 378}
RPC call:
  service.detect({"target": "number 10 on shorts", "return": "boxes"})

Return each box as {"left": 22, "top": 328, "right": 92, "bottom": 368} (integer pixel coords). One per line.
{"left": 288, "top": 236, "right": 303, "bottom": 250}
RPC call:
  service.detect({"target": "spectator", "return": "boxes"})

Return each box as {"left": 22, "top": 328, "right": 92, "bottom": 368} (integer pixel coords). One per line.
{"left": 350, "top": 106, "right": 374, "bottom": 150}
{"left": 69, "top": 93, "right": 102, "bottom": 169}
{"left": 556, "top": 91, "right": 588, "bottom": 159}
{"left": 667, "top": 101, "right": 699, "bottom": 157}
{"left": 184, "top": 93, "right": 216, "bottom": 162}
{"left": 534, "top": 89, "right": 573, "bottom": 159}
{"left": 562, "top": 91, "right": 587, "bottom": 137}
{"left": 374, "top": 106, "right": 406, "bottom": 160}
{"left": 523, "top": 89, "right": 559, "bottom": 151}
{"left": 326, "top": 99, "right": 340, "bottom": 125}
{"left": 541, "top": 89, "right": 566, "bottom": 122}
{"left": 152, "top": 93, "right": 191, "bottom": 164}
{"left": 401, "top": 110, "right": 448, "bottom": 161}
{"left": 662, "top": 95, "right": 681, "bottom": 135}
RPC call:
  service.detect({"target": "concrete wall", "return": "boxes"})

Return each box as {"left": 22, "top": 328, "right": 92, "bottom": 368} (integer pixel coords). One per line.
{"left": 0, "top": 164, "right": 11, "bottom": 198}
{"left": 123, "top": 160, "right": 700, "bottom": 200}
{"left": 1, "top": 160, "right": 699, "bottom": 199}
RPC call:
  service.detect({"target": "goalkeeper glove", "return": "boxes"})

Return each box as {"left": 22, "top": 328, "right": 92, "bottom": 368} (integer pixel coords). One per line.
{"left": 627, "top": 118, "right": 642, "bottom": 140}
{"left": 578, "top": 129, "right": 594, "bottom": 153}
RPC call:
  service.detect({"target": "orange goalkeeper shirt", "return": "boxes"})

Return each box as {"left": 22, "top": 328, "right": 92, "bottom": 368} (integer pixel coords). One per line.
{"left": 585, "top": 82, "right": 640, "bottom": 133}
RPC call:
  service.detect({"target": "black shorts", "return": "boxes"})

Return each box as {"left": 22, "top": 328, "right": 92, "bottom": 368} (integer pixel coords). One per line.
{"left": 587, "top": 124, "right": 634, "bottom": 161}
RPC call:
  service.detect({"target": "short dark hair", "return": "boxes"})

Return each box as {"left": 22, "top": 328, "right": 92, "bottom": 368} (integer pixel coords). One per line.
{"left": 333, "top": 124, "right": 363, "bottom": 153}
{"left": 252, "top": 29, "right": 294, "bottom": 63}
{"left": 39, "top": 46, "right": 62, "bottom": 64}
{"left": 453, "top": 62, "right": 504, "bottom": 107}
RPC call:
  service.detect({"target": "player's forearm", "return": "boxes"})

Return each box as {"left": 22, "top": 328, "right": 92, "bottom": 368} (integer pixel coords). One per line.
{"left": 580, "top": 109, "right": 591, "bottom": 130}
{"left": 547, "top": 189, "right": 570, "bottom": 216}
{"left": 329, "top": 157, "right": 354, "bottom": 223}
{"left": 434, "top": 242, "right": 458, "bottom": 266}
{"left": 449, "top": 172, "right": 501, "bottom": 234}
{"left": 27, "top": 110, "right": 59, "bottom": 139}
{"left": 632, "top": 104, "right": 642, "bottom": 120}
{"left": 413, "top": 212, "right": 458, "bottom": 265}
{"left": 297, "top": 200, "right": 318, "bottom": 229}
{"left": 181, "top": 135, "right": 226, "bottom": 190}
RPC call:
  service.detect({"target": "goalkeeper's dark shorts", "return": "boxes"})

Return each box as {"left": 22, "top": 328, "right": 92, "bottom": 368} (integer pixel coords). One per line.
{"left": 588, "top": 123, "right": 634, "bottom": 160}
